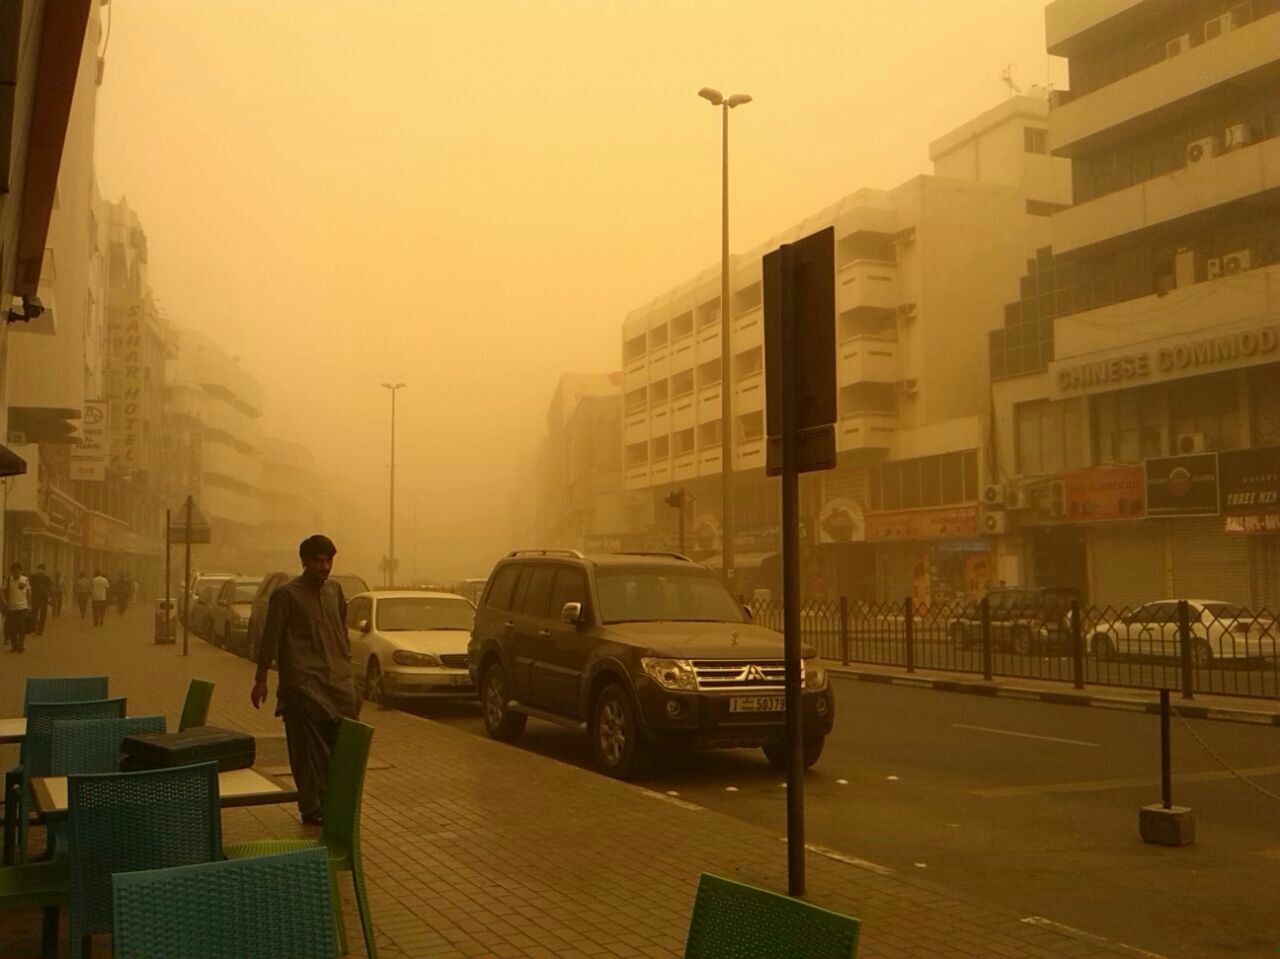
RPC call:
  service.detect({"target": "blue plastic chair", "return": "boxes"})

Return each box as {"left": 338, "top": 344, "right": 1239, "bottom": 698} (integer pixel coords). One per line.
{"left": 5, "top": 698, "right": 127, "bottom": 864}
{"left": 113, "top": 848, "right": 339, "bottom": 959}
{"left": 50, "top": 716, "right": 167, "bottom": 774}
{"left": 683, "top": 874, "right": 861, "bottom": 958}
{"left": 178, "top": 679, "right": 215, "bottom": 731}
{"left": 68, "top": 761, "right": 222, "bottom": 959}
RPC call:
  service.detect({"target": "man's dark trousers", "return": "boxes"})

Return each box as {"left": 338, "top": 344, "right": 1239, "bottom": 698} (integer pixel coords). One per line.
{"left": 4, "top": 611, "right": 27, "bottom": 651}
{"left": 91, "top": 601, "right": 106, "bottom": 626}
{"left": 32, "top": 600, "right": 48, "bottom": 635}
{"left": 282, "top": 702, "right": 342, "bottom": 821}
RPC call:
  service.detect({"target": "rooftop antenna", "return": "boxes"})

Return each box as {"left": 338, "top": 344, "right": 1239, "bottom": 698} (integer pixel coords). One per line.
{"left": 1001, "top": 64, "right": 1021, "bottom": 98}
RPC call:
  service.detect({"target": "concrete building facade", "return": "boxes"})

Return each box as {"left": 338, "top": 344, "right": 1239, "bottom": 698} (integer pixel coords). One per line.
{"left": 988, "top": 0, "right": 1280, "bottom": 610}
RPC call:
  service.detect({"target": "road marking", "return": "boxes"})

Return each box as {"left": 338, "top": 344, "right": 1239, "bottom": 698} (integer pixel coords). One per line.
{"left": 975, "top": 764, "right": 1280, "bottom": 798}
{"left": 639, "top": 790, "right": 704, "bottom": 811}
{"left": 782, "top": 839, "right": 895, "bottom": 875}
{"left": 951, "top": 723, "right": 1100, "bottom": 747}
{"left": 1021, "top": 917, "right": 1170, "bottom": 959}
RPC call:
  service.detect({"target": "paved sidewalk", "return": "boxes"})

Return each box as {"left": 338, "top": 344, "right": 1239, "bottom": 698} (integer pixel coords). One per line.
{"left": 2, "top": 610, "right": 1168, "bottom": 958}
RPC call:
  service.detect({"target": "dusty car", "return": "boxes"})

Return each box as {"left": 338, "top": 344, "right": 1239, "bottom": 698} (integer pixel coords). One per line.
{"left": 346, "top": 590, "right": 476, "bottom": 705}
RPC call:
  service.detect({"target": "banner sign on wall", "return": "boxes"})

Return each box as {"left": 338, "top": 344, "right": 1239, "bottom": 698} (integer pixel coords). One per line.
{"left": 1220, "top": 446, "right": 1280, "bottom": 533}
{"left": 70, "top": 400, "right": 108, "bottom": 481}
{"left": 1145, "top": 453, "right": 1220, "bottom": 517}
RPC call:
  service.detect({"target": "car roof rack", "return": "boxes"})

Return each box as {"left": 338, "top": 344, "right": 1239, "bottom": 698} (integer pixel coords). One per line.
{"left": 610, "top": 551, "right": 693, "bottom": 562}
{"left": 507, "top": 548, "right": 585, "bottom": 559}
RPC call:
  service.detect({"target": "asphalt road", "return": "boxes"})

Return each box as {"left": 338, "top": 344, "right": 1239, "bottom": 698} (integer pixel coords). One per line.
{"left": 404, "top": 678, "right": 1280, "bottom": 959}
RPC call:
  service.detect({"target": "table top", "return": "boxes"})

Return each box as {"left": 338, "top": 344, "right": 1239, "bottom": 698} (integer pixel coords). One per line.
{"left": 31, "top": 767, "right": 298, "bottom": 820}
{"left": 0, "top": 717, "right": 26, "bottom": 745}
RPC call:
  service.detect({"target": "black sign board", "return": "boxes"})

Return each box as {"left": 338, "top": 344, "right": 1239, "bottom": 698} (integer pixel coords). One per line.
{"left": 764, "top": 227, "right": 836, "bottom": 476}
{"left": 1145, "top": 453, "right": 1220, "bottom": 517}
{"left": 1220, "top": 445, "right": 1280, "bottom": 515}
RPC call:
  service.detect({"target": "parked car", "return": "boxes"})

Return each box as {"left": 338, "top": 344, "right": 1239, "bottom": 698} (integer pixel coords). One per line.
{"left": 202, "top": 576, "right": 263, "bottom": 654}
{"left": 182, "top": 570, "right": 234, "bottom": 626}
{"left": 948, "top": 586, "right": 1081, "bottom": 654}
{"left": 345, "top": 590, "right": 476, "bottom": 705}
{"left": 243, "top": 570, "right": 372, "bottom": 661}
{"left": 187, "top": 574, "right": 235, "bottom": 635}
{"left": 1090, "top": 599, "right": 1278, "bottom": 666}
{"left": 468, "top": 550, "right": 835, "bottom": 779}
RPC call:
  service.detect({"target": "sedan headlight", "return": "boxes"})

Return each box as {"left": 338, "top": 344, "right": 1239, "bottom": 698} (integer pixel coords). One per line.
{"left": 641, "top": 657, "right": 698, "bottom": 691}
{"left": 392, "top": 651, "right": 439, "bottom": 667}
{"left": 804, "top": 660, "right": 827, "bottom": 690}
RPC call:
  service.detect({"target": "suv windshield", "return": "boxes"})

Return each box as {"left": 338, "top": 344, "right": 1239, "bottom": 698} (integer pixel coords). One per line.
{"left": 377, "top": 597, "right": 474, "bottom": 631}
{"left": 595, "top": 567, "right": 744, "bottom": 624}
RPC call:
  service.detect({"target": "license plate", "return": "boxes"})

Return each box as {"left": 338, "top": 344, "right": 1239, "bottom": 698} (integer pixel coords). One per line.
{"left": 449, "top": 675, "right": 472, "bottom": 686}
{"left": 729, "top": 696, "right": 785, "bottom": 713}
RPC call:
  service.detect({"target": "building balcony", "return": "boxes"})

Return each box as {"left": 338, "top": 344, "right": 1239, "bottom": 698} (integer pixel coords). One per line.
{"left": 735, "top": 438, "right": 765, "bottom": 470}
{"left": 732, "top": 305, "right": 763, "bottom": 350}
{"left": 733, "top": 371, "right": 764, "bottom": 414}
{"left": 670, "top": 394, "right": 696, "bottom": 431}
{"left": 836, "top": 412, "right": 897, "bottom": 451}
{"left": 672, "top": 454, "right": 697, "bottom": 482}
{"left": 1049, "top": 17, "right": 1280, "bottom": 156}
{"left": 697, "top": 449, "right": 722, "bottom": 475}
{"left": 649, "top": 401, "right": 670, "bottom": 431}
{"left": 625, "top": 466, "right": 651, "bottom": 489}
{"left": 838, "top": 335, "right": 899, "bottom": 385}
{"left": 836, "top": 260, "right": 898, "bottom": 314}
{"left": 669, "top": 334, "right": 696, "bottom": 371}
{"left": 623, "top": 414, "right": 648, "bottom": 446}
{"left": 697, "top": 384, "right": 721, "bottom": 421}
{"left": 650, "top": 460, "right": 671, "bottom": 486}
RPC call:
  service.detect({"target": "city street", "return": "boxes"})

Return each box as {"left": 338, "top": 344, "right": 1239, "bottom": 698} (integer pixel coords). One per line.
{"left": 412, "top": 677, "right": 1280, "bottom": 959}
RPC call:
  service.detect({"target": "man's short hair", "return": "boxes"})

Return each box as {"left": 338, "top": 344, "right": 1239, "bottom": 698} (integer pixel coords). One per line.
{"left": 299, "top": 534, "right": 337, "bottom": 561}
{"left": 9, "top": 563, "right": 20, "bottom": 572}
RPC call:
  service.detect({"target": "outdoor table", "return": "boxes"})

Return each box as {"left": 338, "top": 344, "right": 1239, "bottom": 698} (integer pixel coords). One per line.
{"left": 29, "top": 767, "right": 298, "bottom": 821}
{"left": 0, "top": 718, "right": 26, "bottom": 745}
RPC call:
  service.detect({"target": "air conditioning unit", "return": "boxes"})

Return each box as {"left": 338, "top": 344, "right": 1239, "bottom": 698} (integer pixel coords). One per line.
{"left": 1186, "top": 136, "right": 1219, "bottom": 165}
{"left": 981, "top": 483, "right": 1005, "bottom": 508}
{"left": 982, "top": 511, "right": 1008, "bottom": 535}
{"left": 1224, "top": 123, "right": 1253, "bottom": 150}
{"left": 1207, "top": 256, "right": 1223, "bottom": 279}
{"left": 1005, "top": 487, "right": 1028, "bottom": 510}
{"left": 1204, "top": 13, "right": 1234, "bottom": 40}
{"left": 1166, "top": 34, "right": 1192, "bottom": 57}
{"left": 1223, "top": 248, "right": 1253, "bottom": 274}
{"left": 895, "top": 302, "right": 917, "bottom": 319}
{"left": 894, "top": 378, "right": 918, "bottom": 395}
{"left": 7, "top": 431, "right": 26, "bottom": 445}
{"left": 1177, "top": 432, "right": 1207, "bottom": 454}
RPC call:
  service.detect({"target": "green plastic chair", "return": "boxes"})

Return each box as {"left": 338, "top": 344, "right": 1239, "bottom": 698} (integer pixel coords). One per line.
{"left": 683, "top": 874, "right": 861, "bottom": 959}
{"left": 113, "top": 848, "right": 339, "bottom": 959}
{"left": 6, "top": 698, "right": 127, "bottom": 865}
{"left": 178, "top": 679, "right": 215, "bottom": 731}
{"left": 0, "top": 859, "right": 70, "bottom": 959}
{"left": 224, "top": 719, "right": 377, "bottom": 957}
{"left": 68, "top": 761, "right": 222, "bottom": 959}
{"left": 50, "top": 716, "right": 167, "bottom": 774}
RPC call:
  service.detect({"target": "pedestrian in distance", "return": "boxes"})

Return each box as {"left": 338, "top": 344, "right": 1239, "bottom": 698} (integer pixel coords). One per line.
{"left": 251, "top": 534, "right": 359, "bottom": 826}
{"left": 51, "top": 571, "right": 64, "bottom": 618}
{"left": 74, "top": 571, "right": 91, "bottom": 619}
{"left": 113, "top": 571, "right": 131, "bottom": 615}
{"left": 3, "top": 563, "right": 31, "bottom": 652}
{"left": 90, "top": 570, "right": 110, "bottom": 626}
{"left": 29, "top": 563, "right": 51, "bottom": 636}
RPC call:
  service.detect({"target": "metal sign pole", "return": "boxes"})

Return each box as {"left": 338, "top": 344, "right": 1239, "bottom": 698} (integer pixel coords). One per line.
{"left": 164, "top": 508, "right": 171, "bottom": 646}
{"left": 779, "top": 242, "right": 806, "bottom": 897}
{"left": 182, "top": 495, "right": 192, "bottom": 657}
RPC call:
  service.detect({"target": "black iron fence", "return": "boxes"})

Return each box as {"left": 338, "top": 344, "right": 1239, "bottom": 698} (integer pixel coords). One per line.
{"left": 747, "top": 597, "right": 1280, "bottom": 700}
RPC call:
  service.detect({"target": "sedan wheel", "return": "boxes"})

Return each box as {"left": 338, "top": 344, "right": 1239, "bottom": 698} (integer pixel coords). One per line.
{"left": 1091, "top": 635, "right": 1115, "bottom": 661}
{"left": 364, "top": 659, "right": 385, "bottom": 705}
{"left": 1191, "top": 639, "right": 1214, "bottom": 668}
{"left": 1010, "top": 625, "right": 1033, "bottom": 655}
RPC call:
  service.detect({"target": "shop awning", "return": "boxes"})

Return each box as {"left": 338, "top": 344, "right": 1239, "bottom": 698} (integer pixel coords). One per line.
{"left": 0, "top": 444, "right": 27, "bottom": 478}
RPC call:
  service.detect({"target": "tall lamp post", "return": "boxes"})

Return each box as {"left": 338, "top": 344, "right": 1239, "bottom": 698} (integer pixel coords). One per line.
{"left": 380, "top": 382, "right": 405, "bottom": 586}
{"left": 698, "top": 86, "right": 751, "bottom": 591}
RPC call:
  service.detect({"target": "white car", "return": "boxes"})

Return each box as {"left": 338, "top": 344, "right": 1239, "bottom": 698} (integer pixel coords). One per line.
{"left": 345, "top": 590, "right": 476, "bottom": 705}
{"left": 1090, "top": 599, "right": 1277, "bottom": 666}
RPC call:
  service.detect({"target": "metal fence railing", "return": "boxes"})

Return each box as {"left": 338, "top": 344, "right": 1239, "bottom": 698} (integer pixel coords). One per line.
{"left": 747, "top": 597, "right": 1280, "bottom": 701}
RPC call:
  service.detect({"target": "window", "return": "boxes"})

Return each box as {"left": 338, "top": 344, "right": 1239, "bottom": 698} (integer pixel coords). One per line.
{"left": 734, "top": 346, "right": 763, "bottom": 380}
{"left": 625, "top": 441, "right": 648, "bottom": 467}
{"left": 672, "top": 311, "right": 694, "bottom": 339}
{"left": 697, "top": 358, "right": 722, "bottom": 388}
{"left": 872, "top": 451, "right": 978, "bottom": 510}
{"left": 649, "top": 324, "right": 669, "bottom": 350}
{"left": 485, "top": 565, "right": 522, "bottom": 611}
{"left": 519, "top": 566, "right": 556, "bottom": 617}
{"left": 625, "top": 387, "right": 646, "bottom": 414}
{"left": 698, "top": 420, "right": 721, "bottom": 447}
{"left": 651, "top": 435, "right": 670, "bottom": 460}
{"left": 1024, "top": 127, "right": 1048, "bottom": 154}
{"left": 650, "top": 379, "right": 669, "bottom": 405}
{"left": 1168, "top": 371, "right": 1243, "bottom": 452}
{"left": 737, "top": 411, "right": 764, "bottom": 442}
{"left": 346, "top": 596, "right": 371, "bottom": 628}
{"left": 547, "top": 569, "right": 587, "bottom": 619}
{"left": 1093, "top": 388, "right": 1164, "bottom": 464}
{"left": 624, "top": 335, "right": 646, "bottom": 363}
{"left": 671, "top": 370, "right": 694, "bottom": 398}
{"left": 674, "top": 428, "right": 695, "bottom": 455}
{"left": 1016, "top": 399, "right": 1086, "bottom": 474}
{"left": 376, "top": 597, "right": 474, "bottom": 631}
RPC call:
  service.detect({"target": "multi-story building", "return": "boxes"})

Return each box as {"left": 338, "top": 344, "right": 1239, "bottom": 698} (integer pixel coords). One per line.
{"left": 622, "top": 95, "right": 1070, "bottom": 603}
{"left": 988, "top": 0, "right": 1280, "bottom": 609}
{"left": 258, "top": 437, "right": 324, "bottom": 566}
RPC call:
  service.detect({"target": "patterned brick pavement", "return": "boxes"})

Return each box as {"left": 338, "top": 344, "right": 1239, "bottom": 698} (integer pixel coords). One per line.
{"left": 0, "top": 608, "right": 1165, "bottom": 958}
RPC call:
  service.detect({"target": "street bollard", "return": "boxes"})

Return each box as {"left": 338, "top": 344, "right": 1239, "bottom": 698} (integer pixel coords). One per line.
{"left": 838, "top": 596, "right": 850, "bottom": 666}
{"left": 903, "top": 596, "right": 916, "bottom": 674}
{"left": 1177, "top": 599, "right": 1195, "bottom": 700}
{"left": 1071, "top": 601, "right": 1085, "bottom": 690}
{"left": 1139, "top": 689, "right": 1195, "bottom": 845}
{"left": 980, "top": 596, "right": 993, "bottom": 681}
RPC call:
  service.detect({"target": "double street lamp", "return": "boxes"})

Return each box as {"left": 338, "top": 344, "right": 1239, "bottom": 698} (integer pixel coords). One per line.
{"left": 380, "top": 382, "right": 405, "bottom": 586}
{"left": 698, "top": 87, "right": 751, "bottom": 590}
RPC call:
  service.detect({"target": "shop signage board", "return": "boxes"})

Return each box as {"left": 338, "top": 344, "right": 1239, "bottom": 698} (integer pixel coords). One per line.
{"left": 1145, "top": 453, "right": 1220, "bottom": 517}
{"left": 1220, "top": 445, "right": 1280, "bottom": 533}
{"left": 817, "top": 497, "right": 865, "bottom": 543}
{"left": 43, "top": 488, "right": 86, "bottom": 544}
{"left": 70, "top": 400, "right": 108, "bottom": 481}
{"left": 1061, "top": 466, "right": 1145, "bottom": 522}
{"left": 865, "top": 505, "right": 980, "bottom": 541}
{"left": 85, "top": 511, "right": 130, "bottom": 552}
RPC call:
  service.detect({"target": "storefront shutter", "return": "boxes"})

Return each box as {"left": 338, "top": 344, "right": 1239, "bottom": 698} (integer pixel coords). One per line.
{"left": 1249, "top": 538, "right": 1280, "bottom": 611}
{"left": 1170, "top": 517, "right": 1250, "bottom": 605}
{"left": 1091, "top": 522, "right": 1164, "bottom": 609}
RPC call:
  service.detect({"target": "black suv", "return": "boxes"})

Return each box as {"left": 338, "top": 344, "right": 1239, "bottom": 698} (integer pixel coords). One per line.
{"left": 468, "top": 550, "right": 835, "bottom": 779}
{"left": 948, "top": 586, "right": 1081, "bottom": 653}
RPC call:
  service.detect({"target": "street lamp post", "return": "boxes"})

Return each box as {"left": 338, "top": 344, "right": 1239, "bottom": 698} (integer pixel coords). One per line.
{"left": 699, "top": 86, "right": 751, "bottom": 592}
{"left": 380, "top": 382, "right": 405, "bottom": 586}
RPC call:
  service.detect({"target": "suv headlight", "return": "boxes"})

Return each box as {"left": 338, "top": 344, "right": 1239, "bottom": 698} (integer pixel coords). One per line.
{"left": 641, "top": 657, "right": 698, "bottom": 691}
{"left": 392, "top": 651, "right": 438, "bottom": 667}
{"left": 804, "top": 660, "right": 827, "bottom": 690}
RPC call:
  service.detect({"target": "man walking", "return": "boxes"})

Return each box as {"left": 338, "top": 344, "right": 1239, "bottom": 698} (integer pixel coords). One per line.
{"left": 74, "top": 572, "right": 91, "bottom": 619}
{"left": 251, "top": 535, "right": 358, "bottom": 825}
{"left": 90, "top": 570, "right": 110, "bottom": 626}
{"left": 29, "top": 564, "right": 51, "bottom": 636}
{"left": 3, "top": 563, "right": 31, "bottom": 652}
{"left": 51, "top": 571, "right": 64, "bottom": 619}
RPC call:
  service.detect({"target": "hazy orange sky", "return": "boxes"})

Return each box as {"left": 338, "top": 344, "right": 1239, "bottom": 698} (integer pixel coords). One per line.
{"left": 93, "top": 0, "right": 1067, "bottom": 580}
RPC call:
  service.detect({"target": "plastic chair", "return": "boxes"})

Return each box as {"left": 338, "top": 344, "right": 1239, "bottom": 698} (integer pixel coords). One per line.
{"left": 178, "top": 679, "right": 215, "bottom": 731}
{"left": 683, "top": 873, "right": 861, "bottom": 959}
{"left": 5, "top": 698, "right": 127, "bottom": 865}
{"left": 68, "top": 761, "right": 222, "bottom": 959}
{"left": 0, "top": 859, "right": 69, "bottom": 959}
{"left": 112, "top": 847, "right": 339, "bottom": 959}
{"left": 224, "top": 719, "right": 377, "bottom": 957}
{"left": 51, "top": 716, "right": 167, "bottom": 774}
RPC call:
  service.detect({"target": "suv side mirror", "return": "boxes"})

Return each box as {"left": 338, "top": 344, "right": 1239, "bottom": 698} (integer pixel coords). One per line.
{"left": 357, "top": 619, "right": 371, "bottom": 634}
{"left": 561, "top": 602, "right": 583, "bottom": 625}
{"left": 216, "top": 599, "right": 228, "bottom": 607}
{"left": 742, "top": 605, "right": 754, "bottom": 622}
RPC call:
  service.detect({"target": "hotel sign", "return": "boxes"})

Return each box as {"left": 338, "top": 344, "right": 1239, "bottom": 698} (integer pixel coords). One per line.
{"left": 1049, "top": 322, "right": 1280, "bottom": 399}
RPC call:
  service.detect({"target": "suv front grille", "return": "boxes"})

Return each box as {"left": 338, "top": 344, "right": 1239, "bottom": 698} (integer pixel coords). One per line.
{"left": 439, "top": 653, "right": 469, "bottom": 670}
{"left": 692, "top": 660, "right": 786, "bottom": 691}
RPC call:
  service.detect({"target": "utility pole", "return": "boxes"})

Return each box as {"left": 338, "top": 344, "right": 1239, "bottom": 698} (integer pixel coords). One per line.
{"left": 380, "top": 383, "right": 405, "bottom": 587}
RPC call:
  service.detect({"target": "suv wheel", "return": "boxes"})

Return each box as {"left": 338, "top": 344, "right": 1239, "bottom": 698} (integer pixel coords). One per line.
{"left": 762, "top": 736, "right": 826, "bottom": 771}
{"left": 591, "top": 682, "right": 654, "bottom": 779}
{"left": 204, "top": 618, "right": 216, "bottom": 644}
{"left": 223, "top": 625, "right": 234, "bottom": 653}
{"left": 481, "top": 662, "right": 527, "bottom": 742}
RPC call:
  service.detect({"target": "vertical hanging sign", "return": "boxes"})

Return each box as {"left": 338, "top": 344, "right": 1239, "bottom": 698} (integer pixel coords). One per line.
{"left": 70, "top": 400, "right": 109, "bottom": 481}
{"left": 110, "top": 302, "right": 144, "bottom": 473}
